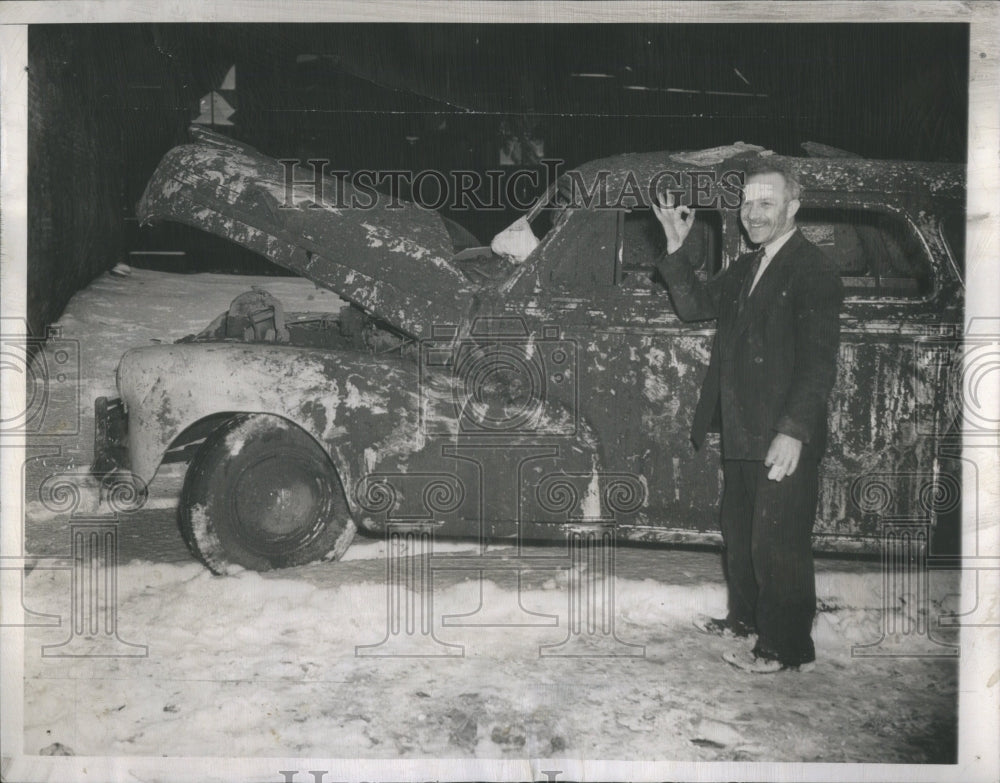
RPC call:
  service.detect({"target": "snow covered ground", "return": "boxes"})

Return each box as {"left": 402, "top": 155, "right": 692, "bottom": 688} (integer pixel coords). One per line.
{"left": 14, "top": 267, "right": 964, "bottom": 768}
{"left": 21, "top": 547, "right": 961, "bottom": 762}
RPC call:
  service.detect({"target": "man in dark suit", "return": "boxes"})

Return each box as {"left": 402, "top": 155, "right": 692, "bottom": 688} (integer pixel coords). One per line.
{"left": 653, "top": 161, "right": 843, "bottom": 673}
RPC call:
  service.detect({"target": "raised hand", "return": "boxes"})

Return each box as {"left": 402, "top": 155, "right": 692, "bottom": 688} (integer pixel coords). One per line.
{"left": 651, "top": 192, "right": 696, "bottom": 254}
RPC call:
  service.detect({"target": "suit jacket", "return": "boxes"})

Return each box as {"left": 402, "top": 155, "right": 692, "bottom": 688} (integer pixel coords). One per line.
{"left": 655, "top": 230, "right": 843, "bottom": 460}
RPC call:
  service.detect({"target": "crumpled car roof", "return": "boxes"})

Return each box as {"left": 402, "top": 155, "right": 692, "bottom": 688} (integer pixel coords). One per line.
{"left": 569, "top": 142, "right": 964, "bottom": 208}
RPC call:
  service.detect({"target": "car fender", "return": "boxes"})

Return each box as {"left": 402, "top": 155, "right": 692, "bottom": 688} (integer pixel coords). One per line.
{"left": 116, "top": 343, "right": 432, "bottom": 513}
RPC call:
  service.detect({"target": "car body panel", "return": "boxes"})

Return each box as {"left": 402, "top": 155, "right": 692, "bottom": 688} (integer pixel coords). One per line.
{"left": 117, "top": 343, "right": 422, "bottom": 501}
{"left": 114, "top": 341, "right": 597, "bottom": 538}
{"left": 112, "top": 134, "right": 965, "bottom": 553}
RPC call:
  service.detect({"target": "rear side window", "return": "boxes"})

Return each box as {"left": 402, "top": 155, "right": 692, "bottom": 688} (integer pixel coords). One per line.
{"left": 796, "top": 207, "right": 933, "bottom": 298}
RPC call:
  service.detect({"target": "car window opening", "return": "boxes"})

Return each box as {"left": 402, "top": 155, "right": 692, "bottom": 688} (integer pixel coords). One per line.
{"left": 796, "top": 207, "right": 933, "bottom": 299}
{"left": 617, "top": 208, "right": 723, "bottom": 289}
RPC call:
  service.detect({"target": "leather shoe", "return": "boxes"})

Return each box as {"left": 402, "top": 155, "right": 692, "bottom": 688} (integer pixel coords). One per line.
{"left": 722, "top": 648, "right": 816, "bottom": 673}
{"left": 692, "top": 614, "right": 755, "bottom": 639}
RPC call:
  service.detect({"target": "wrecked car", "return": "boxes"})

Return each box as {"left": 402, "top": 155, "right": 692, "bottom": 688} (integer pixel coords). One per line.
{"left": 93, "top": 128, "right": 966, "bottom": 573}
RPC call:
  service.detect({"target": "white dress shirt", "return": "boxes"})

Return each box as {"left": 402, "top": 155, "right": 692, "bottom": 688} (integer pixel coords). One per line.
{"left": 749, "top": 227, "right": 797, "bottom": 294}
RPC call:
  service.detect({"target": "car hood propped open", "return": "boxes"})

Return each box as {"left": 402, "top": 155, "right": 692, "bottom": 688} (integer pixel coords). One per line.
{"left": 136, "top": 129, "right": 477, "bottom": 338}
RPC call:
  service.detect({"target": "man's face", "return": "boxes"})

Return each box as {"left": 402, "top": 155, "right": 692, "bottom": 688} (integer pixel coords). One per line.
{"left": 740, "top": 172, "right": 800, "bottom": 247}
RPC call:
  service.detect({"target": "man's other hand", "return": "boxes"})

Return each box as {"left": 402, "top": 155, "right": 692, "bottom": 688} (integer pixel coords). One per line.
{"left": 764, "top": 433, "right": 802, "bottom": 481}
{"left": 652, "top": 192, "right": 696, "bottom": 254}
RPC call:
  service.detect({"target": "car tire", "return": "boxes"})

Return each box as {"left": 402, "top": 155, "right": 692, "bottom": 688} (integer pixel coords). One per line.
{"left": 179, "top": 414, "right": 356, "bottom": 574}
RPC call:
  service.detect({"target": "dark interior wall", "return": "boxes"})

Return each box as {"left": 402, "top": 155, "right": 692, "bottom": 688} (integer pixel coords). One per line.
{"left": 28, "top": 26, "right": 129, "bottom": 337}
{"left": 25, "top": 23, "right": 969, "bottom": 336}
{"left": 27, "top": 25, "right": 223, "bottom": 336}
{"left": 28, "top": 24, "right": 277, "bottom": 322}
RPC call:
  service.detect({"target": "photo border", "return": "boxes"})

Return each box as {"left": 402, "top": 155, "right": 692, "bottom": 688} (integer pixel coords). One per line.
{"left": 1, "top": 2, "right": 997, "bottom": 781}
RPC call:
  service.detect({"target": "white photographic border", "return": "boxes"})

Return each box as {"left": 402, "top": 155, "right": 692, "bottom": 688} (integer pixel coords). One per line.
{"left": 1, "top": 2, "right": 997, "bottom": 781}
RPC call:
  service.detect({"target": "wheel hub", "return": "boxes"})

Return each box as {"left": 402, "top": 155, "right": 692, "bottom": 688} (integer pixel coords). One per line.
{"left": 232, "top": 453, "right": 331, "bottom": 551}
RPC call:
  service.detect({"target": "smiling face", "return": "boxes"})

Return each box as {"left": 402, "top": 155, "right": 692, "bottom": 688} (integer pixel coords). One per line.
{"left": 740, "top": 172, "right": 800, "bottom": 247}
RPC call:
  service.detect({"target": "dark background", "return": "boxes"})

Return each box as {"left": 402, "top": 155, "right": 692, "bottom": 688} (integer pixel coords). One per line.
{"left": 27, "top": 23, "right": 968, "bottom": 336}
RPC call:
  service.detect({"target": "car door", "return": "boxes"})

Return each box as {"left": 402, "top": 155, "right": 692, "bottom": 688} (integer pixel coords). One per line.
{"left": 507, "top": 203, "right": 731, "bottom": 541}
{"left": 793, "top": 193, "right": 963, "bottom": 549}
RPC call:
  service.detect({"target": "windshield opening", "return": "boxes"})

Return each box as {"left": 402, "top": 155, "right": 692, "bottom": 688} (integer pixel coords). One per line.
{"left": 491, "top": 177, "right": 574, "bottom": 251}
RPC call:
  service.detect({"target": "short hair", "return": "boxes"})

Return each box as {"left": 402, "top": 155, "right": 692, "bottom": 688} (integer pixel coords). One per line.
{"left": 743, "top": 159, "right": 802, "bottom": 202}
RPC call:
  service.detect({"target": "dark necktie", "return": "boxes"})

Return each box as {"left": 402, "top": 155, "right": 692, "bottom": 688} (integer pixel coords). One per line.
{"left": 737, "top": 248, "right": 765, "bottom": 314}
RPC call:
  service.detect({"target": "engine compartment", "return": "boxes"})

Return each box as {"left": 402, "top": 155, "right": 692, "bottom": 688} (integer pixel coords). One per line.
{"left": 179, "top": 287, "right": 417, "bottom": 359}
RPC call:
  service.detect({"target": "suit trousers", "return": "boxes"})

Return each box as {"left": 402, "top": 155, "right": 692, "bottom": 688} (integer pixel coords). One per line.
{"left": 720, "top": 456, "right": 819, "bottom": 665}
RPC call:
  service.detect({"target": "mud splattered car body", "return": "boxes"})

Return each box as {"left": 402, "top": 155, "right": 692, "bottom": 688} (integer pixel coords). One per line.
{"left": 95, "top": 129, "right": 965, "bottom": 570}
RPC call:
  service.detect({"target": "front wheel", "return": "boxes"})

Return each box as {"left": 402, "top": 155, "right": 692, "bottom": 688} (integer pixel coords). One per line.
{"left": 179, "top": 414, "right": 356, "bottom": 574}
